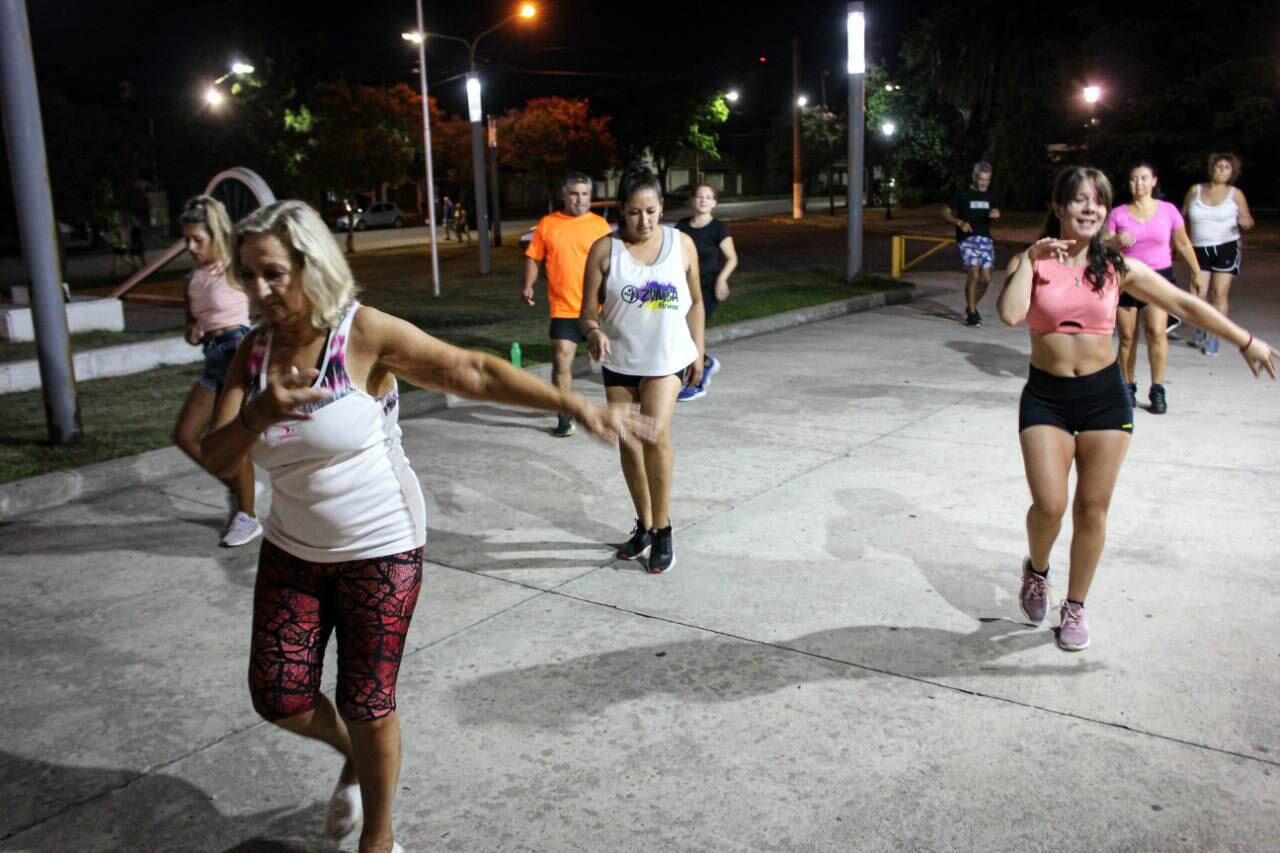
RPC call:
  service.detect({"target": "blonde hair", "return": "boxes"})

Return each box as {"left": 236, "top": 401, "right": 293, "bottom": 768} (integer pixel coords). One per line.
{"left": 233, "top": 200, "right": 358, "bottom": 330}
{"left": 179, "top": 195, "right": 233, "bottom": 266}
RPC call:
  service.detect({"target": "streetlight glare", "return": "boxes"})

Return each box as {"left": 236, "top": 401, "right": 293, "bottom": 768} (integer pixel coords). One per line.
{"left": 797, "top": 95, "right": 809, "bottom": 107}
{"left": 401, "top": 31, "right": 424, "bottom": 44}
{"left": 726, "top": 89, "right": 740, "bottom": 103}
{"left": 1083, "top": 85, "right": 1101, "bottom": 104}
{"left": 518, "top": 3, "right": 536, "bottom": 17}
{"left": 847, "top": 8, "right": 866, "bottom": 74}
{"left": 466, "top": 75, "right": 483, "bottom": 122}
{"left": 880, "top": 121, "right": 896, "bottom": 137}
{"left": 204, "top": 87, "right": 225, "bottom": 108}
{"left": 231, "top": 62, "right": 254, "bottom": 75}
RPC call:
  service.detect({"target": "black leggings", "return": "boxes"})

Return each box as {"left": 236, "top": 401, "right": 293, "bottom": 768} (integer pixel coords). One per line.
{"left": 1019, "top": 361, "right": 1134, "bottom": 435}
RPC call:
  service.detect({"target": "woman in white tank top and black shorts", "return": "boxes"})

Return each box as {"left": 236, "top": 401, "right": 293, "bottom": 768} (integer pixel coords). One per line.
{"left": 580, "top": 166, "right": 706, "bottom": 574}
{"left": 1183, "top": 152, "right": 1255, "bottom": 355}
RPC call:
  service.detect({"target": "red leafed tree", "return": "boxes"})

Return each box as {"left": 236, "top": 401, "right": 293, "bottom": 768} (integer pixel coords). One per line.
{"left": 500, "top": 97, "right": 617, "bottom": 210}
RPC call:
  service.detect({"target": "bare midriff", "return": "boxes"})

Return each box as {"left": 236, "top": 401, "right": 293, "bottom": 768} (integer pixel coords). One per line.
{"left": 1030, "top": 332, "right": 1117, "bottom": 377}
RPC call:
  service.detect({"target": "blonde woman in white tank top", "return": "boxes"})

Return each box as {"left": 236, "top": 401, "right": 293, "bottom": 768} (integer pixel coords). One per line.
{"left": 200, "top": 201, "right": 655, "bottom": 853}
{"left": 1182, "top": 152, "right": 1255, "bottom": 354}
{"left": 580, "top": 167, "right": 706, "bottom": 574}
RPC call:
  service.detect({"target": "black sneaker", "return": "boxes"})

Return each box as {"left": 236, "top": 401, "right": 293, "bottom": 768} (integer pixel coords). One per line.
{"left": 1149, "top": 384, "right": 1167, "bottom": 415}
{"left": 1126, "top": 383, "right": 1137, "bottom": 408}
{"left": 646, "top": 525, "right": 675, "bottom": 574}
{"left": 616, "top": 520, "right": 651, "bottom": 561}
{"left": 552, "top": 415, "right": 575, "bottom": 438}
{"left": 965, "top": 311, "right": 982, "bottom": 327}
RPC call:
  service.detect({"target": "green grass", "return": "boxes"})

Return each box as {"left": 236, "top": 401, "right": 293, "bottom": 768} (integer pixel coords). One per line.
{"left": 0, "top": 242, "right": 907, "bottom": 485}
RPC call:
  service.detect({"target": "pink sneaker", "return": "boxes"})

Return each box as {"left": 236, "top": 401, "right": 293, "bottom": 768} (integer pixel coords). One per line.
{"left": 1056, "top": 601, "right": 1090, "bottom": 651}
{"left": 1019, "top": 558, "right": 1049, "bottom": 624}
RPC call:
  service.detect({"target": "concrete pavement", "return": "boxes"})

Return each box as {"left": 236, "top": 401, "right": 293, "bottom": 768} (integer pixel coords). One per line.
{"left": 1, "top": 267, "right": 1278, "bottom": 851}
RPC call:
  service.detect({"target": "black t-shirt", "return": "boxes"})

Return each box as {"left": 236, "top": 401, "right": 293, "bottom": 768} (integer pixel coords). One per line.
{"left": 675, "top": 217, "right": 730, "bottom": 283}
{"left": 948, "top": 189, "right": 998, "bottom": 241}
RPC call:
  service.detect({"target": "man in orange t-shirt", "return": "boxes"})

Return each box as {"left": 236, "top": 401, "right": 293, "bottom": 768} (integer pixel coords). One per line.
{"left": 522, "top": 172, "right": 613, "bottom": 437}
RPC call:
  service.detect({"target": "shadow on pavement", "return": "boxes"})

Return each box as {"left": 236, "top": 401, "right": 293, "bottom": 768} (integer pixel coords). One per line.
{"left": 944, "top": 339, "right": 1028, "bottom": 378}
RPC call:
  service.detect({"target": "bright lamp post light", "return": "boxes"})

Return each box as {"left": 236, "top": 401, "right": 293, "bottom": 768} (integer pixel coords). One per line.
{"left": 726, "top": 89, "right": 739, "bottom": 103}
{"left": 230, "top": 61, "right": 255, "bottom": 75}
{"left": 404, "top": 11, "right": 441, "bottom": 297}
{"left": 797, "top": 95, "right": 808, "bottom": 107}
{"left": 880, "top": 121, "right": 896, "bottom": 137}
{"left": 204, "top": 87, "right": 225, "bottom": 108}
{"left": 422, "top": 4, "right": 538, "bottom": 275}
{"left": 846, "top": 1, "right": 866, "bottom": 280}
{"left": 1083, "top": 85, "right": 1101, "bottom": 104}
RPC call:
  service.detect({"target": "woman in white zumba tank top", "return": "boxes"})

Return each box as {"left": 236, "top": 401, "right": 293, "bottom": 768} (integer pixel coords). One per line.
{"left": 1182, "top": 152, "right": 1255, "bottom": 355}
{"left": 199, "top": 201, "right": 654, "bottom": 853}
{"left": 580, "top": 166, "right": 706, "bottom": 575}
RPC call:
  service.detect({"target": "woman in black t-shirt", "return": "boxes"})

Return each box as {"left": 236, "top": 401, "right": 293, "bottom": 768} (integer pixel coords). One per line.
{"left": 675, "top": 183, "right": 738, "bottom": 401}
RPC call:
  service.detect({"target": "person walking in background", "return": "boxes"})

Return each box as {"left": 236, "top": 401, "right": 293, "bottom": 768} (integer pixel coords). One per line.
{"left": 1105, "top": 162, "right": 1200, "bottom": 414}
{"left": 998, "top": 166, "right": 1275, "bottom": 653}
{"left": 675, "top": 183, "right": 737, "bottom": 402}
{"left": 441, "top": 195, "right": 454, "bottom": 241}
{"left": 201, "top": 200, "right": 652, "bottom": 853}
{"left": 522, "top": 172, "right": 613, "bottom": 436}
{"left": 171, "top": 195, "right": 261, "bottom": 547}
{"left": 581, "top": 166, "right": 705, "bottom": 574}
{"left": 943, "top": 162, "right": 1001, "bottom": 327}
{"left": 1183, "top": 152, "right": 1255, "bottom": 355}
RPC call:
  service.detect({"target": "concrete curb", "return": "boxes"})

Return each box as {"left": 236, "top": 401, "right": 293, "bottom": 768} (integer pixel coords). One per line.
{"left": 0, "top": 336, "right": 202, "bottom": 394}
{"left": 0, "top": 285, "right": 915, "bottom": 520}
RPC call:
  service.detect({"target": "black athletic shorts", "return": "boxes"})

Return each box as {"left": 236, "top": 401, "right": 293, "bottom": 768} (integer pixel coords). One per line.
{"left": 1194, "top": 240, "right": 1241, "bottom": 275}
{"left": 550, "top": 317, "right": 585, "bottom": 343}
{"left": 1118, "top": 267, "right": 1176, "bottom": 310}
{"left": 601, "top": 366, "right": 685, "bottom": 388}
{"left": 1019, "top": 361, "right": 1133, "bottom": 435}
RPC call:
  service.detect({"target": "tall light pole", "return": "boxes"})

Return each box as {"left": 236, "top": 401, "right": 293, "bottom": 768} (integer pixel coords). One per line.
{"left": 424, "top": 3, "right": 536, "bottom": 275}
{"left": 791, "top": 37, "right": 803, "bottom": 220}
{"left": 403, "top": 16, "right": 441, "bottom": 297}
{"left": 880, "top": 120, "right": 896, "bottom": 221}
{"left": 0, "top": 0, "right": 80, "bottom": 443}
{"left": 846, "top": 1, "right": 866, "bottom": 281}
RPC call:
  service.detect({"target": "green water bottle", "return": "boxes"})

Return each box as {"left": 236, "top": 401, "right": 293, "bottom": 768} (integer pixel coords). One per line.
{"left": 510, "top": 342, "right": 522, "bottom": 368}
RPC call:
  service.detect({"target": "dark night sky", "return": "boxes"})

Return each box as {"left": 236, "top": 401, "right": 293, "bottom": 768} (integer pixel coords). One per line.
{"left": 28, "top": 1, "right": 940, "bottom": 119}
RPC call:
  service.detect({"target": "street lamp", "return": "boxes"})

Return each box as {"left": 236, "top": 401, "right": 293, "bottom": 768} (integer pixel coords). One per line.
{"left": 846, "top": 1, "right": 866, "bottom": 280}
{"left": 404, "top": 9, "right": 442, "bottom": 297}
{"left": 423, "top": 4, "right": 538, "bottom": 275}
{"left": 880, "top": 120, "right": 896, "bottom": 220}
{"left": 726, "top": 89, "right": 740, "bottom": 103}
{"left": 204, "top": 87, "right": 225, "bottom": 108}
{"left": 1082, "top": 85, "right": 1101, "bottom": 104}
{"left": 880, "top": 121, "right": 896, "bottom": 137}
{"left": 797, "top": 95, "right": 809, "bottom": 107}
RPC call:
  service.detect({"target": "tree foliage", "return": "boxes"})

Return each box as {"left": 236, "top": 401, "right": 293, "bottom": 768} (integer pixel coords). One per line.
{"left": 498, "top": 97, "right": 616, "bottom": 209}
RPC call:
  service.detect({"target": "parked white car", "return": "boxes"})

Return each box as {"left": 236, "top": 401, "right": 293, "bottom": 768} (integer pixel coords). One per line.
{"left": 333, "top": 201, "right": 407, "bottom": 231}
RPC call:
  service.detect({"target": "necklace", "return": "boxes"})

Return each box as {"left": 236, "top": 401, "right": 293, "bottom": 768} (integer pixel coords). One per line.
{"left": 1073, "top": 273, "right": 1082, "bottom": 287}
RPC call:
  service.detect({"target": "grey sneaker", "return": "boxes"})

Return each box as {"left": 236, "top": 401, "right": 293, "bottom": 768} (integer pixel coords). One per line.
{"left": 1019, "top": 558, "right": 1049, "bottom": 624}
{"left": 646, "top": 525, "right": 675, "bottom": 574}
{"left": 1056, "top": 601, "right": 1090, "bottom": 651}
{"left": 221, "top": 511, "right": 263, "bottom": 547}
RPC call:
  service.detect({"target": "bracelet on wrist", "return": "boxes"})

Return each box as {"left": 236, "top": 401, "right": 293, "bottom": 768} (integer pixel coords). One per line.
{"left": 585, "top": 327, "right": 603, "bottom": 337}
{"left": 1240, "top": 333, "right": 1253, "bottom": 353}
{"left": 239, "top": 407, "right": 260, "bottom": 434}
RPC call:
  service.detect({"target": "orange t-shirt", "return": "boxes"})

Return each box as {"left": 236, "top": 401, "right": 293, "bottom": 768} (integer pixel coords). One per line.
{"left": 526, "top": 211, "right": 612, "bottom": 319}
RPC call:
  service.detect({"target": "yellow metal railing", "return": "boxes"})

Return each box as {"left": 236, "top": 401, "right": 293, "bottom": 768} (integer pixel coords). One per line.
{"left": 891, "top": 234, "right": 955, "bottom": 279}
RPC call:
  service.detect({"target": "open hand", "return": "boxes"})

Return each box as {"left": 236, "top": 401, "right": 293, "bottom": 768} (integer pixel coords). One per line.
{"left": 1027, "top": 237, "right": 1077, "bottom": 264}
{"left": 242, "top": 366, "right": 330, "bottom": 431}
{"left": 1241, "top": 337, "right": 1279, "bottom": 379}
{"left": 574, "top": 400, "right": 657, "bottom": 448}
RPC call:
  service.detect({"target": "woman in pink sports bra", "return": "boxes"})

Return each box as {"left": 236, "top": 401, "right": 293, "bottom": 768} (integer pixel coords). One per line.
{"left": 199, "top": 201, "right": 655, "bottom": 853}
{"left": 997, "top": 166, "right": 1276, "bottom": 653}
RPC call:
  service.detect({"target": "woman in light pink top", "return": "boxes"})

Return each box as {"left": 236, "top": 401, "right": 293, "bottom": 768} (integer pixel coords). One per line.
{"left": 1104, "top": 162, "right": 1200, "bottom": 414}
{"left": 172, "top": 195, "right": 261, "bottom": 547}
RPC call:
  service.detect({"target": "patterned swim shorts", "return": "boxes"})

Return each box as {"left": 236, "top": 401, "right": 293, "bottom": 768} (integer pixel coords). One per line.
{"left": 958, "top": 235, "right": 995, "bottom": 270}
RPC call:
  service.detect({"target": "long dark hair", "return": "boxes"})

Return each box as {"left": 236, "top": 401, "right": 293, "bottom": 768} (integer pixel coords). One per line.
{"left": 1041, "top": 167, "right": 1126, "bottom": 292}
{"left": 1128, "top": 160, "right": 1164, "bottom": 200}
{"left": 616, "top": 164, "right": 663, "bottom": 207}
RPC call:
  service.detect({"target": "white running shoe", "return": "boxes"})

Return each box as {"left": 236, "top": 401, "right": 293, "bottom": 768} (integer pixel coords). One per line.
{"left": 324, "top": 779, "right": 362, "bottom": 840}
{"left": 220, "top": 512, "right": 263, "bottom": 547}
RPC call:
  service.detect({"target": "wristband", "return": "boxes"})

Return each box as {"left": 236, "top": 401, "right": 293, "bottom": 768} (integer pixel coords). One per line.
{"left": 585, "top": 327, "right": 603, "bottom": 337}
{"left": 1240, "top": 333, "right": 1253, "bottom": 353}
{"left": 239, "top": 407, "right": 260, "bottom": 434}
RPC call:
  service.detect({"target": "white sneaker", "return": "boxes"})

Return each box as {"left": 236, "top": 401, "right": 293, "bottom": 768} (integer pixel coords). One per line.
{"left": 324, "top": 779, "right": 362, "bottom": 840}
{"left": 220, "top": 512, "right": 263, "bottom": 547}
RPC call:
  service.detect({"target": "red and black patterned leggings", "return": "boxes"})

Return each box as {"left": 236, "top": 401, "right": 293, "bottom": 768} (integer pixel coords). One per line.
{"left": 249, "top": 539, "right": 423, "bottom": 722}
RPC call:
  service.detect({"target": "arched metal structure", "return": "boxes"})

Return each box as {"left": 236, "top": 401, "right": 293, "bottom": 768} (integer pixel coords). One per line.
{"left": 109, "top": 167, "right": 277, "bottom": 299}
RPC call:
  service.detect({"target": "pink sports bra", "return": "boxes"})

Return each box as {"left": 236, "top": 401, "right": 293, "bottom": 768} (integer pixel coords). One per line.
{"left": 1025, "top": 259, "right": 1120, "bottom": 336}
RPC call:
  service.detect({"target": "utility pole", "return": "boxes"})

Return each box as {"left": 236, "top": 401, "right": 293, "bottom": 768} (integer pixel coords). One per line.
{"left": 487, "top": 115, "right": 502, "bottom": 248}
{"left": 413, "top": 0, "right": 441, "bottom": 297}
{"left": 0, "top": 0, "right": 81, "bottom": 443}
{"left": 791, "top": 36, "right": 803, "bottom": 220}
{"left": 846, "top": 2, "right": 866, "bottom": 281}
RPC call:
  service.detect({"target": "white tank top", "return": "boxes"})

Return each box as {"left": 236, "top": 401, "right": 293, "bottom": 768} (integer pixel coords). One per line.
{"left": 601, "top": 226, "right": 698, "bottom": 376}
{"left": 1188, "top": 185, "right": 1240, "bottom": 247}
{"left": 245, "top": 303, "right": 426, "bottom": 562}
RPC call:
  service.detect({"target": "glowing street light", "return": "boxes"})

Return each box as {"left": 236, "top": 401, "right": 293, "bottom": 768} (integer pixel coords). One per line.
{"left": 204, "top": 87, "right": 225, "bottom": 108}
{"left": 401, "top": 31, "right": 423, "bottom": 44}
{"left": 230, "top": 61, "right": 255, "bottom": 75}
{"left": 726, "top": 89, "right": 740, "bottom": 103}
{"left": 518, "top": 3, "right": 536, "bottom": 17}
{"left": 1083, "top": 85, "right": 1101, "bottom": 104}
{"left": 846, "top": 1, "right": 866, "bottom": 280}
{"left": 797, "top": 95, "right": 809, "bottom": 107}
{"left": 880, "top": 120, "right": 896, "bottom": 137}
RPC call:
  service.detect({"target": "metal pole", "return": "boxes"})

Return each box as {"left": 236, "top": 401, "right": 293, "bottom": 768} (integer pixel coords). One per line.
{"left": 487, "top": 115, "right": 502, "bottom": 248}
{"left": 791, "top": 36, "right": 803, "bottom": 220}
{"left": 0, "top": 0, "right": 81, "bottom": 443}
{"left": 415, "top": 0, "right": 441, "bottom": 297}
{"left": 466, "top": 71, "right": 492, "bottom": 275}
{"left": 846, "top": 2, "right": 865, "bottom": 281}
